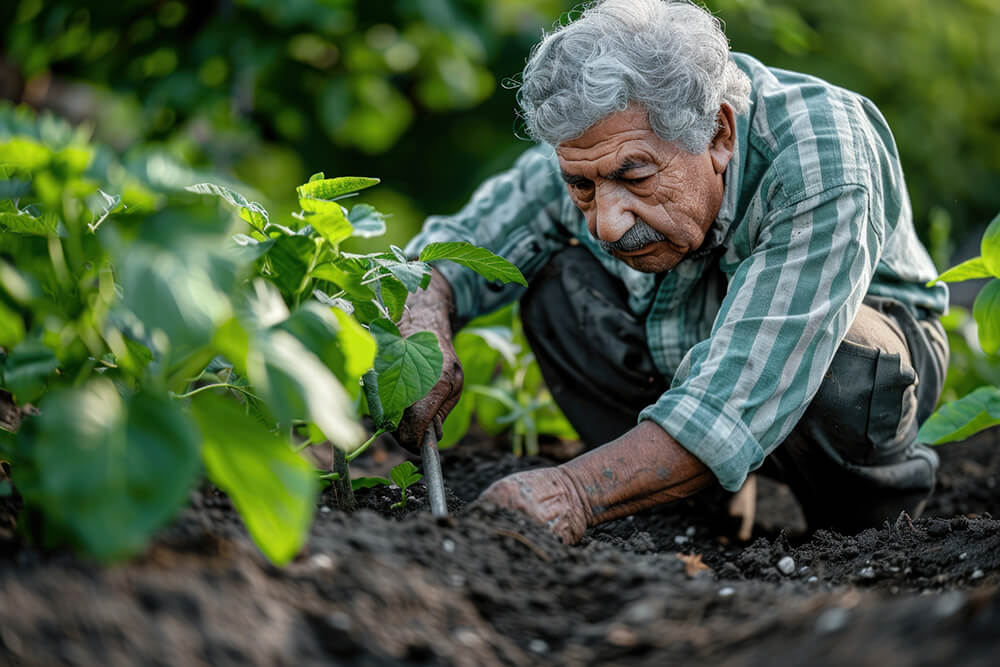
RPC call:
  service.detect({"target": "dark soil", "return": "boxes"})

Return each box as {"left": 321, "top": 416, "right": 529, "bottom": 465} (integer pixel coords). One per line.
{"left": 2, "top": 428, "right": 1000, "bottom": 666}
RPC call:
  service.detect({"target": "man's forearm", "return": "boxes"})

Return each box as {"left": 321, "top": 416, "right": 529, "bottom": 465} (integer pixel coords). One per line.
{"left": 560, "top": 420, "right": 714, "bottom": 526}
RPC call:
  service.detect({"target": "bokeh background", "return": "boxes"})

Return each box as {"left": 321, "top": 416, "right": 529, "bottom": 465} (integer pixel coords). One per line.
{"left": 2, "top": 0, "right": 998, "bottom": 258}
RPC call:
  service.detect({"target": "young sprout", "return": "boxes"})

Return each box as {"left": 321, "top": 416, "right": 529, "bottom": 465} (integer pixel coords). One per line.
{"left": 390, "top": 461, "right": 423, "bottom": 510}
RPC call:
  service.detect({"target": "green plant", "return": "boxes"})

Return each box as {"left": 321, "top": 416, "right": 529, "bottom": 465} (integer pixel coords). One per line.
{"left": 438, "top": 305, "right": 577, "bottom": 456}
{"left": 0, "top": 108, "right": 524, "bottom": 564}
{"left": 918, "top": 212, "right": 1000, "bottom": 444}
{"left": 389, "top": 461, "right": 423, "bottom": 510}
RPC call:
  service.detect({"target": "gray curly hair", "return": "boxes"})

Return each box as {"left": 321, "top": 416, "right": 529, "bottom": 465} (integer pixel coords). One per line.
{"left": 517, "top": 0, "right": 751, "bottom": 153}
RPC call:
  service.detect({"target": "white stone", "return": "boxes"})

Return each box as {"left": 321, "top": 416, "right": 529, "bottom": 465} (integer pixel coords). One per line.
{"left": 777, "top": 556, "right": 795, "bottom": 575}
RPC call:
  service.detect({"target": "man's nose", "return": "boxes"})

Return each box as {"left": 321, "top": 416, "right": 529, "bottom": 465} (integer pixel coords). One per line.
{"left": 594, "top": 184, "right": 633, "bottom": 243}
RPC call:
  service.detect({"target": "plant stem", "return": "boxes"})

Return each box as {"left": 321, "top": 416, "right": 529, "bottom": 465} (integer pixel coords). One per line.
{"left": 347, "top": 428, "right": 386, "bottom": 462}
{"left": 170, "top": 382, "right": 261, "bottom": 401}
{"left": 361, "top": 370, "right": 384, "bottom": 428}
{"left": 331, "top": 446, "right": 356, "bottom": 511}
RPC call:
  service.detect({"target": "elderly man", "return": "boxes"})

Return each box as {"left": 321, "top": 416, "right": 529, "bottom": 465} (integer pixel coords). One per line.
{"left": 397, "top": 0, "right": 949, "bottom": 544}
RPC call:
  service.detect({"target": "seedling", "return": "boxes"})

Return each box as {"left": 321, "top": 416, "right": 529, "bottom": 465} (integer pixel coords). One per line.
{"left": 390, "top": 461, "right": 423, "bottom": 510}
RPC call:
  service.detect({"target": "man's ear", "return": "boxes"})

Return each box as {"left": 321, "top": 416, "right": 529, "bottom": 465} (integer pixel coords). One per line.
{"left": 709, "top": 104, "right": 736, "bottom": 175}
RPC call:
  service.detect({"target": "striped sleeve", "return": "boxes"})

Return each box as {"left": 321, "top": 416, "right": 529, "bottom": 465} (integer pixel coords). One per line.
{"left": 404, "top": 145, "right": 572, "bottom": 325}
{"left": 639, "top": 184, "right": 883, "bottom": 491}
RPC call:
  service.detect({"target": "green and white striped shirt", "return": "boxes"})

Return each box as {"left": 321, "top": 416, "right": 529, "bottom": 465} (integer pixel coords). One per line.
{"left": 407, "top": 54, "right": 948, "bottom": 492}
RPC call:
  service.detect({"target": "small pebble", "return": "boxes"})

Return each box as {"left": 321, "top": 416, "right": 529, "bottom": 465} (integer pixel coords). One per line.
{"left": 674, "top": 535, "right": 689, "bottom": 545}
{"left": 971, "top": 569, "right": 985, "bottom": 580}
{"left": 858, "top": 566, "right": 876, "bottom": 579}
{"left": 815, "top": 608, "right": 849, "bottom": 634}
{"left": 686, "top": 526, "right": 696, "bottom": 536}
{"left": 320, "top": 506, "right": 331, "bottom": 513}
{"left": 959, "top": 552, "right": 968, "bottom": 561}
{"left": 310, "top": 553, "right": 334, "bottom": 570}
{"left": 807, "top": 576, "right": 819, "bottom": 584}
{"left": 442, "top": 539, "right": 456, "bottom": 554}
{"left": 529, "top": 639, "right": 549, "bottom": 654}
{"left": 777, "top": 556, "right": 795, "bottom": 575}
{"left": 718, "top": 587, "right": 735, "bottom": 597}
{"left": 799, "top": 565, "right": 809, "bottom": 573}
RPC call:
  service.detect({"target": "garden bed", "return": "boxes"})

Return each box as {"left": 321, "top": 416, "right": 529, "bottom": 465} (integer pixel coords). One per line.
{"left": 2, "top": 427, "right": 999, "bottom": 666}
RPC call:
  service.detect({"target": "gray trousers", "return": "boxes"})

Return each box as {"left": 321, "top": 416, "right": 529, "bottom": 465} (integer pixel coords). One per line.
{"left": 521, "top": 247, "right": 948, "bottom": 534}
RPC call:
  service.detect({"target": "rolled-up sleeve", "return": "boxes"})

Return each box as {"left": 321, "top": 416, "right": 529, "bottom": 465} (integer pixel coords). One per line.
{"left": 639, "top": 184, "right": 884, "bottom": 491}
{"left": 404, "top": 145, "right": 573, "bottom": 325}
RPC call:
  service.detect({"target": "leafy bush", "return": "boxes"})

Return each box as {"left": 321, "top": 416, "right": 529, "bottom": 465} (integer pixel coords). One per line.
{"left": 0, "top": 107, "right": 523, "bottom": 564}
{"left": 918, "top": 213, "right": 1000, "bottom": 444}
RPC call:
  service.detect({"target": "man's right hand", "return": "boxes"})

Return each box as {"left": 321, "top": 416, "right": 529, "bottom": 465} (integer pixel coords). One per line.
{"left": 392, "top": 269, "right": 464, "bottom": 453}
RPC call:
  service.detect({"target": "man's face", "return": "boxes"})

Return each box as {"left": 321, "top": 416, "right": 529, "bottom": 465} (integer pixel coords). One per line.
{"left": 555, "top": 105, "right": 734, "bottom": 273}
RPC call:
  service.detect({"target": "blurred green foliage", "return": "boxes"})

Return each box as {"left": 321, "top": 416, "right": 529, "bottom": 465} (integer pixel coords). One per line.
{"left": 2, "top": 0, "right": 997, "bottom": 246}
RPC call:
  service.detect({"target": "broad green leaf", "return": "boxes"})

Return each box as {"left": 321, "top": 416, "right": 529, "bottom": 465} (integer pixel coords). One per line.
{"left": 1, "top": 340, "right": 58, "bottom": 404}
{"left": 0, "top": 137, "right": 51, "bottom": 170}
{"left": 0, "top": 301, "right": 25, "bottom": 348}
{"left": 351, "top": 476, "right": 390, "bottom": 490}
{"left": 918, "top": 386, "right": 1000, "bottom": 445}
{"left": 370, "top": 318, "right": 443, "bottom": 426}
{"left": 332, "top": 308, "right": 377, "bottom": 380}
{"left": 296, "top": 177, "right": 379, "bottom": 201}
{"left": 390, "top": 460, "right": 422, "bottom": 490}
{"left": 275, "top": 302, "right": 375, "bottom": 397}
{"left": 419, "top": 242, "right": 527, "bottom": 286}
{"left": 311, "top": 260, "right": 377, "bottom": 303}
{"left": 348, "top": 204, "right": 387, "bottom": 238}
{"left": 984, "top": 212, "right": 1000, "bottom": 277}
{"left": 248, "top": 330, "right": 364, "bottom": 451}
{"left": 193, "top": 393, "right": 318, "bottom": 565}
{"left": 373, "top": 257, "right": 430, "bottom": 293}
{"left": 14, "top": 381, "right": 201, "bottom": 561}
{"left": 0, "top": 210, "right": 61, "bottom": 236}
{"left": 266, "top": 235, "right": 315, "bottom": 299}
{"left": 229, "top": 234, "right": 275, "bottom": 264}
{"left": 378, "top": 275, "right": 409, "bottom": 321}
{"left": 300, "top": 197, "right": 352, "bottom": 246}
{"left": 930, "top": 257, "right": 992, "bottom": 285}
{"left": 186, "top": 182, "right": 269, "bottom": 228}
{"left": 118, "top": 243, "right": 235, "bottom": 358}
{"left": 973, "top": 278, "right": 1000, "bottom": 355}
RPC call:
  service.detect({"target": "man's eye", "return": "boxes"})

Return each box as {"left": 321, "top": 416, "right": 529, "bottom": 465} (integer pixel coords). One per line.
{"left": 624, "top": 176, "right": 650, "bottom": 185}
{"left": 570, "top": 181, "right": 593, "bottom": 191}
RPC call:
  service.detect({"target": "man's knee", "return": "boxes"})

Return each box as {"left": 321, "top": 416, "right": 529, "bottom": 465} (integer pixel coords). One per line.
{"left": 800, "top": 300, "right": 939, "bottom": 469}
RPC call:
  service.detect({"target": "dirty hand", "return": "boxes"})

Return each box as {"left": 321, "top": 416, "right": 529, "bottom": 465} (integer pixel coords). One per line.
{"left": 478, "top": 467, "right": 591, "bottom": 545}
{"left": 478, "top": 421, "right": 715, "bottom": 545}
{"left": 392, "top": 269, "right": 464, "bottom": 453}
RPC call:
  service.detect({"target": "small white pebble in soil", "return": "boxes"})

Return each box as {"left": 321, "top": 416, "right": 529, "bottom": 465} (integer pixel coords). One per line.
{"left": 310, "top": 553, "right": 333, "bottom": 570}
{"left": 799, "top": 565, "right": 809, "bottom": 573}
{"left": 320, "top": 506, "right": 331, "bottom": 513}
{"left": 442, "top": 539, "right": 456, "bottom": 554}
{"left": 815, "top": 608, "right": 850, "bottom": 634}
{"left": 674, "top": 535, "right": 689, "bottom": 545}
{"left": 959, "top": 552, "right": 968, "bottom": 561}
{"left": 529, "top": 639, "right": 549, "bottom": 654}
{"left": 448, "top": 573, "right": 466, "bottom": 587}
{"left": 454, "top": 628, "right": 481, "bottom": 646}
{"left": 934, "top": 591, "right": 966, "bottom": 618}
{"left": 971, "top": 569, "right": 985, "bottom": 580}
{"left": 859, "top": 566, "right": 876, "bottom": 579}
{"left": 718, "top": 587, "right": 735, "bottom": 597}
{"left": 777, "top": 556, "right": 795, "bottom": 576}
{"left": 807, "top": 576, "right": 819, "bottom": 584}
{"left": 686, "top": 526, "right": 696, "bottom": 536}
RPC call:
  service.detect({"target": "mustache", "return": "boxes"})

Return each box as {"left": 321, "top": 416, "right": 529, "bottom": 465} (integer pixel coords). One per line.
{"left": 598, "top": 219, "right": 668, "bottom": 254}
